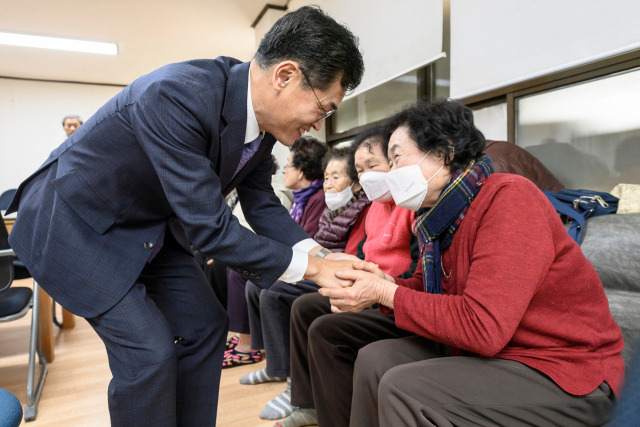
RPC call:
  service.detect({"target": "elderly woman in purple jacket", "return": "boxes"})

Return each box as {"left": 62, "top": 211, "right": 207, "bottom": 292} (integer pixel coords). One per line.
{"left": 223, "top": 136, "right": 329, "bottom": 367}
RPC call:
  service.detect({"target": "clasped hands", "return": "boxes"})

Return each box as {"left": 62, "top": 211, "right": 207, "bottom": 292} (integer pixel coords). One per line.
{"left": 306, "top": 252, "right": 398, "bottom": 313}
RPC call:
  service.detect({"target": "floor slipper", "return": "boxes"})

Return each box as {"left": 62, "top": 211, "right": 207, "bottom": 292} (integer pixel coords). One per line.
{"left": 225, "top": 334, "right": 240, "bottom": 352}
{"left": 222, "top": 347, "right": 263, "bottom": 369}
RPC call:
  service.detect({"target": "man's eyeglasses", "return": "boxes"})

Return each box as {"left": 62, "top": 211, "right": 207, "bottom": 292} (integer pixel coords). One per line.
{"left": 299, "top": 66, "right": 334, "bottom": 122}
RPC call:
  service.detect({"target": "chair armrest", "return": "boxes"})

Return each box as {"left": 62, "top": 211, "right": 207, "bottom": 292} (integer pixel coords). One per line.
{"left": 0, "top": 249, "right": 16, "bottom": 258}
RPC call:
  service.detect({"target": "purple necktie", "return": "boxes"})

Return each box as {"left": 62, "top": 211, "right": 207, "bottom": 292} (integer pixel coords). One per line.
{"left": 149, "top": 135, "right": 262, "bottom": 264}
{"left": 233, "top": 134, "right": 263, "bottom": 178}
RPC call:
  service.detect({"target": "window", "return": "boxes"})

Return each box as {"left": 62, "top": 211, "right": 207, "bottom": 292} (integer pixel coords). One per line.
{"left": 326, "top": 67, "right": 430, "bottom": 144}
{"left": 464, "top": 49, "right": 640, "bottom": 191}
{"left": 473, "top": 102, "right": 507, "bottom": 142}
{"left": 324, "top": 0, "right": 449, "bottom": 145}
{"left": 332, "top": 69, "right": 424, "bottom": 134}
{"left": 516, "top": 68, "right": 640, "bottom": 191}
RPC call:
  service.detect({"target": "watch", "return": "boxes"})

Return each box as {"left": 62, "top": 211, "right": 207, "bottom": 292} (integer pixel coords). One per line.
{"left": 315, "top": 248, "right": 332, "bottom": 258}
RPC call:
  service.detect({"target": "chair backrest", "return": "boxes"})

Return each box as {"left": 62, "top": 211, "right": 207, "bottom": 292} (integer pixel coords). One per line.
{"left": 0, "top": 211, "right": 14, "bottom": 292}
{"left": 0, "top": 189, "right": 17, "bottom": 211}
{"left": 580, "top": 212, "right": 640, "bottom": 292}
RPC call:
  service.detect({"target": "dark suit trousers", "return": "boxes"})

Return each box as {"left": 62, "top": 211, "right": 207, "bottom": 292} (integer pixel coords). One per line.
{"left": 204, "top": 259, "right": 228, "bottom": 311}
{"left": 227, "top": 269, "right": 250, "bottom": 334}
{"left": 86, "top": 229, "right": 228, "bottom": 427}
{"left": 289, "top": 292, "right": 412, "bottom": 427}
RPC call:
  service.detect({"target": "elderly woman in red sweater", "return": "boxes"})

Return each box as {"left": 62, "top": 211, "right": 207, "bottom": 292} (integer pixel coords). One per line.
{"left": 318, "top": 99, "right": 625, "bottom": 427}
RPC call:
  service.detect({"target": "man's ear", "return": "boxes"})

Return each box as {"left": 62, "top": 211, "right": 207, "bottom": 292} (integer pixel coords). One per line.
{"left": 272, "top": 61, "right": 299, "bottom": 92}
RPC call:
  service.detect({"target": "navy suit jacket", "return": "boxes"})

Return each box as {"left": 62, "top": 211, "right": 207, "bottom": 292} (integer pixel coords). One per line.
{"left": 7, "top": 57, "right": 310, "bottom": 318}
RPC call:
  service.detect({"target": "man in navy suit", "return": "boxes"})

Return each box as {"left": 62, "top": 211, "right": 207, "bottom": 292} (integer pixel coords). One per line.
{"left": 6, "top": 6, "right": 363, "bottom": 426}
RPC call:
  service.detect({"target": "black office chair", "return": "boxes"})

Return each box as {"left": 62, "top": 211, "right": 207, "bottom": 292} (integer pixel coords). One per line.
{"left": 0, "top": 211, "right": 48, "bottom": 421}
{"left": 2, "top": 209, "right": 67, "bottom": 328}
{"left": 0, "top": 189, "right": 17, "bottom": 211}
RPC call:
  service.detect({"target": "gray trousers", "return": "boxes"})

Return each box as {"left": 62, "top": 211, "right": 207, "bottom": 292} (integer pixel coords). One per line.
{"left": 352, "top": 335, "right": 615, "bottom": 427}
{"left": 246, "top": 279, "right": 319, "bottom": 377}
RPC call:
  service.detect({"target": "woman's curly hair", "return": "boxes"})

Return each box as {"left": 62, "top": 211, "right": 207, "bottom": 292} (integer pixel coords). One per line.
{"left": 290, "top": 135, "right": 328, "bottom": 181}
{"left": 384, "top": 98, "right": 486, "bottom": 173}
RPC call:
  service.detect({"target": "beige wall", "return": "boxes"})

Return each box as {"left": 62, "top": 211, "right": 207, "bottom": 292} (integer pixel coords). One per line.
{"left": 0, "top": 78, "right": 123, "bottom": 190}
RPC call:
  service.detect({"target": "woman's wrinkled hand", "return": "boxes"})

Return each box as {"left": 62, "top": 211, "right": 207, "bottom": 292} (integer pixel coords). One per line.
{"left": 320, "top": 269, "right": 398, "bottom": 313}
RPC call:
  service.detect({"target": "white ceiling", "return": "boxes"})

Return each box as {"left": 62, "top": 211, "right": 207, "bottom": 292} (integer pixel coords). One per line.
{"left": 0, "top": 0, "right": 289, "bottom": 86}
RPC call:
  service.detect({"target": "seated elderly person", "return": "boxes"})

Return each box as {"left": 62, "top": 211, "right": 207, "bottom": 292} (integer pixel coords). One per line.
{"left": 242, "top": 147, "right": 371, "bottom": 419}
{"left": 223, "top": 136, "right": 327, "bottom": 368}
{"left": 279, "top": 127, "right": 420, "bottom": 427}
{"left": 302, "top": 99, "right": 625, "bottom": 427}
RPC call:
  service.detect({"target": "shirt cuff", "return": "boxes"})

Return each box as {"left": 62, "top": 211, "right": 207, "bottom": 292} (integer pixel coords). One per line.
{"left": 294, "top": 238, "right": 319, "bottom": 254}
{"left": 279, "top": 239, "right": 318, "bottom": 283}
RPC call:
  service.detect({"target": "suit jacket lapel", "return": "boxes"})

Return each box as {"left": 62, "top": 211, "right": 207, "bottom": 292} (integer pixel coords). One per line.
{"left": 219, "top": 61, "right": 250, "bottom": 193}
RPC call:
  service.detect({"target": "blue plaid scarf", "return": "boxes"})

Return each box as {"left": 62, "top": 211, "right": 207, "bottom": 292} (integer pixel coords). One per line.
{"left": 412, "top": 156, "right": 493, "bottom": 294}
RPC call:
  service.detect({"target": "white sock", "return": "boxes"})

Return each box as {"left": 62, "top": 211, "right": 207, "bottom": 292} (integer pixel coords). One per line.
{"left": 260, "top": 378, "right": 297, "bottom": 420}
{"left": 239, "top": 367, "right": 286, "bottom": 385}
{"left": 273, "top": 408, "right": 318, "bottom": 427}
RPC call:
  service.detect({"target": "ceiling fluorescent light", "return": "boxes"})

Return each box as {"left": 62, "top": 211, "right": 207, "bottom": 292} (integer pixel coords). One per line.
{"left": 0, "top": 32, "right": 118, "bottom": 55}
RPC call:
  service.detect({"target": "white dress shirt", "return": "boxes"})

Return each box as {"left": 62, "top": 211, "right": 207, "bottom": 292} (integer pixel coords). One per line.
{"left": 245, "top": 70, "right": 317, "bottom": 283}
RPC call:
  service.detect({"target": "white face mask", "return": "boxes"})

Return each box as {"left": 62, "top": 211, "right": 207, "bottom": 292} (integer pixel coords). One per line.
{"left": 359, "top": 171, "right": 392, "bottom": 203}
{"left": 324, "top": 184, "right": 353, "bottom": 211}
{"left": 385, "top": 153, "right": 445, "bottom": 211}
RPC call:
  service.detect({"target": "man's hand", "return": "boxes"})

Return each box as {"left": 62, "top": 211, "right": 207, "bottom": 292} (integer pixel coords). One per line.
{"left": 319, "top": 269, "right": 398, "bottom": 312}
{"left": 304, "top": 256, "right": 355, "bottom": 289}
{"left": 325, "top": 252, "right": 361, "bottom": 262}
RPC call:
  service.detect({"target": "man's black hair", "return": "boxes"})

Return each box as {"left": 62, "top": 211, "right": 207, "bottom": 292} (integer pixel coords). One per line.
{"left": 255, "top": 6, "right": 364, "bottom": 93}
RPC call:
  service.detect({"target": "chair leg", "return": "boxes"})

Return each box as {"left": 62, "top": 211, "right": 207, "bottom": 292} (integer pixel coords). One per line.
{"left": 53, "top": 300, "right": 76, "bottom": 329}
{"left": 24, "top": 282, "right": 48, "bottom": 421}
{"left": 62, "top": 308, "right": 76, "bottom": 329}
{"left": 52, "top": 300, "right": 63, "bottom": 328}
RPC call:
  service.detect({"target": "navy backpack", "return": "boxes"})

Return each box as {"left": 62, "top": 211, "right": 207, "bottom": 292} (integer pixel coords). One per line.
{"left": 543, "top": 189, "right": 618, "bottom": 243}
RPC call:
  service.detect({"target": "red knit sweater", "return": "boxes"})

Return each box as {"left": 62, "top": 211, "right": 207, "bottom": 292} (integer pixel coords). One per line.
{"left": 393, "top": 174, "right": 625, "bottom": 396}
{"left": 363, "top": 201, "right": 415, "bottom": 277}
{"left": 344, "top": 204, "right": 370, "bottom": 257}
